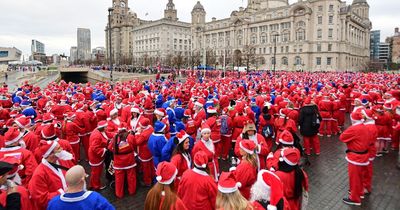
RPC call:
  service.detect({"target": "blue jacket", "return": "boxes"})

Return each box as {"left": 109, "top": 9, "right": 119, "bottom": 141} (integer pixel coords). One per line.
{"left": 161, "top": 135, "right": 194, "bottom": 161}
{"left": 174, "top": 106, "right": 185, "bottom": 121}
{"left": 147, "top": 133, "right": 167, "bottom": 168}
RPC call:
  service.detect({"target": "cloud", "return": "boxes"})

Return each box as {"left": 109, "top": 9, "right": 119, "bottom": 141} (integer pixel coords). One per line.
{"left": 0, "top": 0, "right": 397, "bottom": 56}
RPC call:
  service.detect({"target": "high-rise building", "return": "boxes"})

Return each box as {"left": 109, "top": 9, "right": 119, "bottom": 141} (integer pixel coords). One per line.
{"left": 106, "top": 0, "right": 371, "bottom": 71}
{"left": 77, "top": 28, "right": 91, "bottom": 61}
{"left": 70, "top": 46, "right": 77, "bottom": 63}
{"left": 378, "top": 42, "right": 390, "bottom": 63}
{"left": 31, "top": 40, "right": 45, "bottom": 54}
{"left": 370, "top": 30, "right": 380, "bottom": 60}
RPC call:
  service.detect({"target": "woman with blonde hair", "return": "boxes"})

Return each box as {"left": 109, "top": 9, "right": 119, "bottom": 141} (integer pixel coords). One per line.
{"left": 231, "top": 140, "right": 258, "bottom": 199}
{"left": 144, "top": 161, "right": 187, "bottom": 210}
{"left": 216, "top": 172, "right": 254, "bottom": 210}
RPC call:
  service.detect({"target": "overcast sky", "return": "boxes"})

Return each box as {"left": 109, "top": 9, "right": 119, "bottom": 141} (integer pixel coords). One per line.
{"left": 0, "top": 0, "right": 398, "bottom": 58}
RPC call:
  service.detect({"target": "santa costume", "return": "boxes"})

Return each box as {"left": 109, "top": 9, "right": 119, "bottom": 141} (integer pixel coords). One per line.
{"left": 170, "top": 131, "right": 192, "bottom": 191}
{"left": 135, "top": 118, "right": 155, "bottom": 186}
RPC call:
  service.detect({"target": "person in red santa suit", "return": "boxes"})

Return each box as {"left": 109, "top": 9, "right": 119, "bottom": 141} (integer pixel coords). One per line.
{"left": 250, "top": 169, "right": 289, "bottom": 210}
{"left": 74, "top": 103, "right": 92, "bottom": 161}
{"left": 192, "top": 123, "right": 219, "bottom": 182}
{"left": 62, "top": 112, "right": 85, "bottom": 161}
{"left": 220, "top": 107, "right": 233, "bottom": 161}
{"left": 0, "top": 127, "right": 38, "bottom": 188}
{"left": 0, "top": 156, "right": 32, "bottom": 210}
{"left": 318, "top": 94, "right": 334, "bottom": 137}
{"left": 51, "top": 96, "right": 72, "bottom": 121}
{"left": 144, "top": 161, "right": 187, "bottom": 210}
{"left": 135, "top": 118, "right": 155, "bottom": 186}
{"left": 232, "top": 104, "right": 247, "bottom": 146}
{"left": 205, "top": 106, "right": 222, "bottom": 158}
{"left": 258, "top": 104, "right": 275, "bottom": 152}
{"left": 274, "top": 108, "right": 297, "bottom": 144}
{"left": 266, "top": 130, "right": 297, "bottom": 171}
{"left": 230, "top": 140, "right": 257, "bottom": 200}
{"left": 28, "top": 140, "right": 75, "bottom": 210}
{"left": 360, "top": 109, "right": 378, "bottom": 195}
{"left": 106, "top": 108, "right": 122, "bottom": 134}
{"left": 339, "top": 111, "right": 370, "bottom": 206}
{"left": 192, "top": 99, "right": 206, "bottom": 136}
{"left": 120, "top": 98, "right": 134, "bottom": 124}
{"left": 178, "top": 151, "right": 217, "bottom": 210}
{"left": 182, "top": 109, "right": 197, "bottom": 140}
{"left": 108, "top": 127, "right": 137, "bottom": 198}
{"left": 14, "top": 116, "right": 40, "bottom": 153}
{"left": 170, "top": 130, "right": 191, "bottom": 192}
{"left": 34, "top": 113, "right": 56, "bottom": 137}
{"left": 235, "top": 120, "right": 269, "bottom": 171}
{"left": 274, "top": 148, "right": 309, "bottom": 210}
{"left": 374, "top": 104, "right": 393, "bottom": 156}
{"left": 216, "top": 172, "right": 254, "bottom": 210}
{"left": 88, "top": 121, "right": 113, "bottom": 191}
{"left": 128, "top": 106, "right": 147, "bottom": 132}
{"left": 0, "top": 105, "right": 10, "bottom": 123}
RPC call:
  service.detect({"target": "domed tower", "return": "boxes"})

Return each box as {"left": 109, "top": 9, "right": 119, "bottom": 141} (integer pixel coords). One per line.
{"left": 164, "top": 0, "right": 178, "bottom": 21}
{"left": 260, "top": 0, "right": 289, "bottom": 10}
{"left": 191, "top": 1, "right": 206, "bottom": 52}
{"left": 352, "top": 0, "right": 369, "bottom": 20}
{"left": 192, "top": 1, "right": 206, "bottom": 25}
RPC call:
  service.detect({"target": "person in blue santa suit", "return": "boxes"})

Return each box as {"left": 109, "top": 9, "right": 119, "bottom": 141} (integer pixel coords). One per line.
{"left": 164, "top": 98, "right": 177, "bottom": 136}
{"left": 174, "top": 99, "right": 185, "bottom": 121}
{"left": 47, "top": 165, "right": 115, "bottom": 210}
{"left": 161, "top": 123, "right": 194, "bottom": 161}
{"left": 147, "top": 121, "right": 168, "bottom": 168}
{"left": 20, "top": 100, "right": 37, "bottom": 121}
{"left": 250, "top": 98, "right": 261, "bottom": 127}
{"left": 12, "top": 90, "right": 25, "bottom": 104}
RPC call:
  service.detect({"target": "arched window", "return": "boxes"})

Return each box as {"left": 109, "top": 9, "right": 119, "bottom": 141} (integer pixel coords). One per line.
{"left": 295, "top": 56, "right": 302, "bottom": 65}
{"left": 282, "top": 57, "right": 288, "bottom": 65}
{"left": 296, "top": 21, "right": 306, "bottom": 27}
{"left": 296, "top": 30, "right": 305, "bottom": 41}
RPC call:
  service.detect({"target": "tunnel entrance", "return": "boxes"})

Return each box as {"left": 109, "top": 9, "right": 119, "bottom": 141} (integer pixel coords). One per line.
{"left": 60, "top": 72, "right": 88, "bottom": 83}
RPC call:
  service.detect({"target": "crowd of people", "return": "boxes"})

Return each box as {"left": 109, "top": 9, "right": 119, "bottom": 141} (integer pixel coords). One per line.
{"left": 0, "top": 70, "right": 398, "bottom": 209}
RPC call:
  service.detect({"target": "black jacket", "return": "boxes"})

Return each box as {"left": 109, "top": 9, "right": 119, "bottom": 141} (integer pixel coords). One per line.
{"left": 0, "top": 192, "right": 21, "bottom": 210}
{"left": 299, "top": 105, "right": 322, "bottom": 137}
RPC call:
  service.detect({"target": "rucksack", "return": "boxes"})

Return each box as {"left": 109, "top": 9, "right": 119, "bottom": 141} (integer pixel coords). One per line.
{"left": 262, "top": 124, "right": 275, "bottom": 139}
{"left": 220, "top": 115, "right": 229, "bottom": 135}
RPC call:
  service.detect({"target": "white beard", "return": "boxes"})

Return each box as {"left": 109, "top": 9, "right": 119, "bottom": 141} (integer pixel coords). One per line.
{"left": 250, "top": 178, "right": 271, "bottom": 203}
{"left": 113, "top": 118, "right": 120, "bottom": 126}
{"left": 396, "top": 109, "right": 400, "bottom": 116}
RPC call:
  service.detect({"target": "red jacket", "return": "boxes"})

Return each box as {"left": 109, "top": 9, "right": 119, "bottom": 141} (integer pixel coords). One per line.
{"left": 88, "top": 129, "right": 113, "bottom": 166}
{"left": 108, "top": 134, "right": 137, "bottom": 170}
{"left": 339, "top": 123, "right": 370, "bottom": 165}
{"left": 193, "top": 109, "right": 206, "bottom": 129}
{"left": 232, "top": 160, "right": 257, "bottom": 199}
{"left": 235, "top": 134, "right": 269, "bottom": 170}
{"left": 185, "top": 117, "right": 197, "bottom": 136}
{"left": 34, "top": 139, "right": 74, "bottom": 164}
{"left": 232, "top": 114, "right": 247, "bottom": 142}
{"left": 51, "top": 104, "right": 72, "bottom": 120}
{"left": 275, "top": 169, "right": 309, "bottom": 210}
{"left": 318, "top": 100, "right": 333, "bottom": 118}
{"left": 0, "top": 146, "right": 38, "bottom": 187}
{"left": 205, "top": 116, "right": 221, "bottom": 143}
{"left": 21, "top": 130, "right": 40, "bottom": 153}
{"left": 62, "top": 120, "right": 85, "bottom": 145}
{"left": 0, "top": 186, "right": 32, "bottom": 210}
{"left": 365, "top": 122, "right": 378, "bottom": 161}
{"left": 170, "top": 153, "right": 191, "bottom": 191}
{"left": 192, "top": 140, "right": 219, "bottom": 181}
{"left": 135, "top": 126, "right": 154, "bottom": 162}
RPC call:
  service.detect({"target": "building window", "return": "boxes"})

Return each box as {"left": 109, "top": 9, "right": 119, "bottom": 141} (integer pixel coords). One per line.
{"left": 316, "top": 57, "right": 321, "bottom": 65}
{"left": 318, "top": 16, "right": 322, "bottom": 25}
{"left": 282, "top": 32, "right": 290, "bottom": 42}
{"left": 296, "top": 30, "right": 305, "bottom": 41}
{"left": 317, "top": 44, "right": 321, "bottom": 52}
{"left": 318, "top": 6, "right": 323, "bottom": 12}
{"left": 329, "top": 5, "right": 334, "bottom": 12}
{"left": 329, "top": 16, "right": 333, "bottom": 24}
{"left": 328, "top": 43, "right": 332, "bottom": 51}
{"left": 261, "top": 35, "right": 267, "bottom": 44}
{"left": 269, "top": 47, "right": 272, "bottom": 53}
{"left": 251, "top": 27, "right": 258, "bottom": 33}
{"left": 328, "top": 29, "right": 333, "bottom": 39}
{"left": 282, "top": 57, "right": 288, "bottom": 65}
{"left": 286, "top": 46, "right": 289, "bottom": 53}
{"left": 259, "top": 48, "right": 262, "bottom": 54}
{"left": 317, "top": 29, "right": 322, "bottom": 39}
{"left": 263, "top": 48, "right": 266, "bottom": 54}
{"left": 281, "top": 46, "right": 284, "bottom": 53}
{"left": 295, "top": 56, "right": 302, "bottom": 65}
{"left": 327, "top": 57, "right": 332, "bottom": 65}
{"left": 251, "top": 35, "right": 257, "bottom": 44}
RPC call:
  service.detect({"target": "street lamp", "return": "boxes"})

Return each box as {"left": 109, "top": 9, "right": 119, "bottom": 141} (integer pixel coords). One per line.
{"left": 108, "top": 7, "right": 114, "bottom": 82}
{"left": 273, "top": 34, "right": 280, "bottom": 73}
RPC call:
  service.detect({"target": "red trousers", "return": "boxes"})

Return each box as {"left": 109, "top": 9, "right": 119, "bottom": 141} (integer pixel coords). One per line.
{"left": 81, "top": 135, "right": 90, "bottom": 159}
{"left": 362, "top": 161, "right": 373, "bottom": 193}
{"left": 214, "top": 141, "right": 222, "bottom": 158}
{"left": 303, "top": 135, "right": 320, "bottom": 155}
{"left": 348, "top": 163, "right": 366, "bottom": 203}
{"left": 70, "top": 143, "right": 80, "bottom": 161}
{"left": 221, "top": 135, "right": 232, "bottom": 159}
{"left": 319, "top": 120, "right": 334, "bottom": 136}
{"left": 115, "top": 168, "right": 136, "bottom": 198}
{"left": 141, "top": 161, "right": 155, "bottom": 186}
{"left": 90, "top": 164, "right": 103, "bottom": 190}
{"left": 392, "top": 129, "right": 400, "bottom": 150}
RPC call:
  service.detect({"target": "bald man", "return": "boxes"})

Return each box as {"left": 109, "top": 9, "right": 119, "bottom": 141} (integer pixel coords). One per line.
{"left": 47, "top": 165, "right": 115, "bottom": 210}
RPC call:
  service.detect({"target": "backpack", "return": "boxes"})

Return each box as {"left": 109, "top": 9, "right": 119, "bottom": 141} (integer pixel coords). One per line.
{"left": 262, "top": 124, "right": 275, "bottom": 139}
{"left": 220, "top": 115, "right": 229, "bottom": 135}
{"left": 312, "top": 107, "right": 321, "bottom": 129}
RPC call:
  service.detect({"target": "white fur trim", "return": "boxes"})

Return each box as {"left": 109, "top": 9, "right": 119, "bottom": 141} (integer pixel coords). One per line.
{"left": 131, "top": 107, "right": 140, "bottom": 113}
{"left": 239, "top": 141, "right": 254, "bottom": 154}
{"left": 278, "top": 138, "right": 293, "bottom": 145}
{"left": 158, "top": 169, "right": 178, "bottom": 185}
{"left": 154, "top": 109, "right": 164, "bottom": 116}
{"left": 43, "top": 141, "right": 58, "bottom": 158}
{"left": 201, "top": 128, "right": 211, "bottom": 134}
{"left": 110, "top": 109, "right": 118, "bottom": 116}
{"left": 194, "top": 102, "right": 203, "bottom": 107}
{"left": 267, "top": 205, "right": 277, "bottom": 210}
{"left": 218, "top": 185, "right": 238, "bottom": 194}
{"left": 5, "top": 132, "right": 24, "bottom": 146}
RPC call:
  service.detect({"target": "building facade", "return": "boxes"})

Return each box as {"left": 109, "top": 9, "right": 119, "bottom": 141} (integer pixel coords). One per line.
{"left": 370, "top": 30, "right": 380, "bottom": 60}
{"left": 106, "top": 0, "right": 371, "bottom": 71}
{"left": 378, "top": 42, "right": 390, "bottom": 63}
{"left": 77, "top": 28, "right": 91, "bottom": 61}
{"left": 0, "top": 47, "right": 22, "bottom": 65}
{"left": 389, "top": 27, "right": 400, "bottom": 63}
{"left": 31, "top": 40, "right": 45, "bottom": 54}
{"left": 70, "top": 46, "right": 77, "bottom": 63}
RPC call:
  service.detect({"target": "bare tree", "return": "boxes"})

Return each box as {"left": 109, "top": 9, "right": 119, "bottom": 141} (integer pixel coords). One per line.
{"left": 173, "top": 52, "right": 184, "bottom": 69}
{"left": 165, "top": 54, "right": 173, "bottom": 67}
{"left": 233, "top": 49, "right": 242, "bottom": 67}
{"left": 242, "top": 45, "right": 257, "bottom": 72}
{"left": 193, "top": 51, "right": 201, "bottom": 67}
{"left": 206, "top": 49, "right": 216, "bottom": 68}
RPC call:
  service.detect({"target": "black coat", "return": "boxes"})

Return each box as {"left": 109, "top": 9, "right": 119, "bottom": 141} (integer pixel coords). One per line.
{"left": 298, "top": 105, "right": 322, "bottom": 137}
{"left": 0, "top": 192, "right": 21, "bottom": 210}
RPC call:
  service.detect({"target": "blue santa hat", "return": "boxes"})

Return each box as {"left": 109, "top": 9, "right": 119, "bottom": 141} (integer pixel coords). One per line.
{"left": 251, "top": 98, "right": 256, "bottom": 104}
{"left": 21, "top": 100, "right": 31, "bottom": 106}
{"left": 167, "top": 96, "right": 175, "bottom": 103}
{"left": 154, "top": 121, "right": 166, "bottom": 133}
{"left": 361, "top": 99, "right": 368, "bottom": 106}
{"left": 162, "top": 101, "right": 170, "bottom": 109}
{"left": 207, "top": 94, "right": 213, "bottom": 100}
{"left": 175, "top": 122, "right": 186, "bottom": 132}
{"left": 177, "top": 99, "right": 182, "bottom": 106}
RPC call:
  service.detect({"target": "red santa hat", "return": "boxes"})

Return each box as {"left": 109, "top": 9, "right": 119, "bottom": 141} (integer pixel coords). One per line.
{"left": 109, "top": 108, "right": 118, "bottom": 116}
{"left": 195, "top": 98, "right": 205, "bottom": 107}
{"left": 361, "top": 109, "right": 375, "bottom": 120}
{"left": 194, "top": 151, "right": 208, "bottom": 168}
{"left": 278, "top": 130, "right": 294, "bottom": 145}
{"left": 14, "top": 116, "right": 31, "bottom": 128}
{"left": 183, "top": 109, "right": 191, "bottom": 118}
{"left": 130, "top": 106, "right": 140, "bottom": 114}
{"left": 207, "top": 106, "right": 217, "bottom": 114}
{"left": 138, "top": 118, "right": 150, "bottom": 129}
{"left": 4, "top": 127, "right": 24, "bottom": 146}
{"left": 65, "top": 112, "right": 76, "bottom": 120}
{"left": 279, "top": 148, "right": 300, "bottom": 166}
{"left": 200, "top": 123, "right": 211, "bottom": 134}
{"left": 0, "top": 156, "right": 23, "bottom": 181}
{"left": 42, "top": 113, "right": 55, "bottom": 123}
{"left": 218, "top": 172, "right": 242, "bottom": 194}
{"left": 279, "top": 108, "right": 290, "bottom": 119}
{"left": 154, "top": 108, "right": 166, "bottom": 117}
{"left": 176, "top": 130, "right": 189, "bottom": 145}
{"left": 239, "top": 140, "right": 256, "bottom": 155}
{"left": 97, "top": 120, "right": 108, "bottom": 129}
{"left": 383, "top": 103, "right": 392, "bottom": 110}
{"left": 38, "top": 140, "right": 59, "bottom": 158}
{"left": 9, "top": 110, "right": 19, "bottom": 118}
{"left": 60, "top": 95, "right": 68, "bottom": 102}
{"left": 41, "top": 124, "right": 58, "bottom": 139}
{"left": 155, "top": 161, "right": 178, "bottom": 185}
{"left": 350, "top": 111, "right": 365, "bottom": 124}
{"left": 75, "top": 103, "right": 84, "bottom": 110}
{"left": 253, "top": 170, "right": 284, "bottom": 210}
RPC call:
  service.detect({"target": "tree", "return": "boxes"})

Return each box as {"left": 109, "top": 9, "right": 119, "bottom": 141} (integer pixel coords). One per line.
{"left": 242, "top": 45, "right": 257, "bottom": 72}
{"left": 193, "top": 51, "right": 201, "bottom": 67}
{"left": 165, "top": 54, "right": 173, "bottom": 67}
{"left": 173, "top": 52, "right": 184, "bottom": 69}
{"left": 233, "top": 49, "right": 242, "bottom": 67}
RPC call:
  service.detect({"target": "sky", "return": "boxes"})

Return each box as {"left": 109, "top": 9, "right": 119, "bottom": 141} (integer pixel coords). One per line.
{"left": 0, "top": 0, "right": 398, "bottom": 58}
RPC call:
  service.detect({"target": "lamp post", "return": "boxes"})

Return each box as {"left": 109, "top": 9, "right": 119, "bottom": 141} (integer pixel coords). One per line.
{"left": 273, "top": 34, "right": 280, "bottom": 73}
{"left": 108, "top": 7, "right": 114, "bottom": 82}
